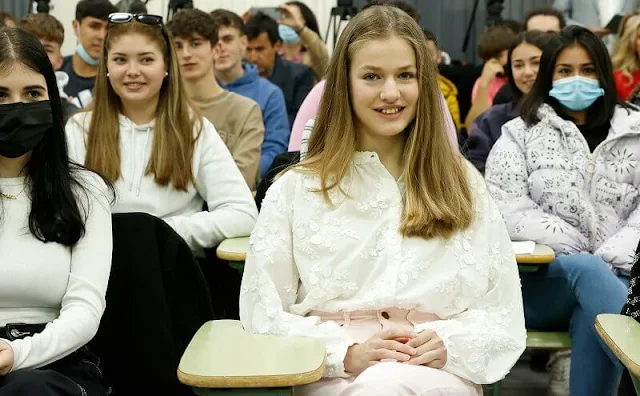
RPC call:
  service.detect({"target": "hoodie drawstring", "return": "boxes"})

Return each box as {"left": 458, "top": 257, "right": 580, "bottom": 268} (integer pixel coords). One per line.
{"left": 128, "top": 125, "right": 152, "bottom": 197}
{"left": 129, "top": 125, "right": 135, "bottom": 193}
{"left": 136, "top": 127, "right": 151, "bottom": 197}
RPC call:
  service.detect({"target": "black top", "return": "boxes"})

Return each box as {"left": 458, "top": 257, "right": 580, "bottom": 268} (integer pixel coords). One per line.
{"left": 60, "top": 56, "right": 96, "bottom": 108}
{"left": 267, "top": 55, "right": 314, "bottom": 128}
{"left": 492, "top": 84, "right": 515, "bottom": 106}
{"left": 577, "top": 120, "right": 610, "bottom": 152}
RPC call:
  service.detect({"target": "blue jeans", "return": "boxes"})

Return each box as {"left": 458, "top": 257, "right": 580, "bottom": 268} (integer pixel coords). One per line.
{"left": 521, "top": 253, "right": 628, "bottom": 396}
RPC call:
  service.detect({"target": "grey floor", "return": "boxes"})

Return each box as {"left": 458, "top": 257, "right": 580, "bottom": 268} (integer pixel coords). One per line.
{"left": 482, "top": 353, "right": 550, "bottom": 396}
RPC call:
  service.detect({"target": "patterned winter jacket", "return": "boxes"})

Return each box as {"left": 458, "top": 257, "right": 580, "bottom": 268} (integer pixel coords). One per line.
{"left": 485, "top": 104, "right": 640, "bottom": 275}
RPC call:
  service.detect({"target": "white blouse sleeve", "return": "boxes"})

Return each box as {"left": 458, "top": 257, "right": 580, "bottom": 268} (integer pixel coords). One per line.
{"left": 5, "top": 172, "right": 113, "bottom": 371}
{"left": 164, "top": 119, "right": 258, "bottom": 250}
{"left": 415, "top": 164, "right": 526, "bottom": 384}
{"left": 239, "top": 171, "right": 356, "bottom": 378}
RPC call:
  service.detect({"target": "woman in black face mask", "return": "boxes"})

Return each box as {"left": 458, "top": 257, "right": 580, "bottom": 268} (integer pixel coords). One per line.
{"left": 0, "top": 27, "right": 114, "bottom": 396}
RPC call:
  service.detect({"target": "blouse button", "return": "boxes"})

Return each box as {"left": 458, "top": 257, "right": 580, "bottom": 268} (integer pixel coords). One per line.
{"left": 381, "top": 311, "right": 390, "bottom": 319}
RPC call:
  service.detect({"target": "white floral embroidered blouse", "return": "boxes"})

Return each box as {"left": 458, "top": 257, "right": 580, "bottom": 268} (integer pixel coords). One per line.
{"left": 239, "top": 153, "right": 526, "bottom": 384}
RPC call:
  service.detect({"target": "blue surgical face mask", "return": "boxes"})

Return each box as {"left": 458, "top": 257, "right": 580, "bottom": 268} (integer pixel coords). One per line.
{"left": 549, "top": 75, "right": 604, "bottom": 111}
{"left": 278, "top": 24, "right": 300, "bottom": 45}
{"left": 76, "top": 43, "right": 99, "bottom": 66}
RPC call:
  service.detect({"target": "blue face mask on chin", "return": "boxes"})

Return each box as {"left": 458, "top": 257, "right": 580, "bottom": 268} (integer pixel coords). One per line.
{"left": 278, "top": 24, "right": 300, "bottom": 45}
{"left": 548, "top": 75, "right": 604, "bottom": 111}
{"left": 76, "top": 43, "right": 99, "bottom": 66}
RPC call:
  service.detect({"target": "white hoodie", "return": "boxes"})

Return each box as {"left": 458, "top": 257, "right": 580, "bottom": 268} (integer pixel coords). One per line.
{"left": 65, "top": 112, "right": 258, "bottom": 255}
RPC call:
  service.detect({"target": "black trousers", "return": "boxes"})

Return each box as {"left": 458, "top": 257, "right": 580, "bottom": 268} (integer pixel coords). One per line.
{"left": 198, "top": 255, "right": 242, "bottom": 320}
{"left": 0, "top": 346, "right": 110, "bottom": 396}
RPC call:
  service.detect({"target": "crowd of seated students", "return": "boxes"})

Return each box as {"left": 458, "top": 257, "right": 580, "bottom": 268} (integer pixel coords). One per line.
{"left": 1, "top": 0, "right": 640, "bottom": 395}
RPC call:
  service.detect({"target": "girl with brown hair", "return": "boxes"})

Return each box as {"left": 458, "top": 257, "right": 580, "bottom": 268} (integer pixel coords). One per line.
{"left": 239, "top": 5, "right": 525, "bottom": 395}
{"left": 65, "top": 13, "right": 257, "bottom": 256}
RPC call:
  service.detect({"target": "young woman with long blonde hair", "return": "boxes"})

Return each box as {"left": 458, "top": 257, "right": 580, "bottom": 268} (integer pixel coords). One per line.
{"left": 612, "top": 16, "right": 640, "bottom": 100}
{"left": 65, "top": 13, "right": 257, "bottom": 256}
{"left": 239, "top": 6, "right": 525, "bottom": 395}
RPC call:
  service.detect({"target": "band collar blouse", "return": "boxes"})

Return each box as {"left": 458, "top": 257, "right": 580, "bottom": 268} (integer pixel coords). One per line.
{"left": 239, "top": 153, "right": 526, "bottom": 384}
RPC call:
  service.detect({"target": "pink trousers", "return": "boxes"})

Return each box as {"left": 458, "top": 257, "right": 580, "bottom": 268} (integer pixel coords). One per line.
{"left": 293, "top": 308, "right": 482, "bottom": 396}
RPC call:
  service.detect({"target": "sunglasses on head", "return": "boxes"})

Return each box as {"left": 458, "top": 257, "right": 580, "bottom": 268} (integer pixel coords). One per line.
{"left": 108, "top": 13, "right": 163, "bottom": 26}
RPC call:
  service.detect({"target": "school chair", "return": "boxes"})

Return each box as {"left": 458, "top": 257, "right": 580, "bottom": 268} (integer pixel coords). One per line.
{"left": 596, "top": 314, "right": 640, "bottom": 395}
{"left": 177, "top": 320, "right": 326, "bottom": 395}
{"left": 216, "top": 236, "right": 249, "bottom": 272}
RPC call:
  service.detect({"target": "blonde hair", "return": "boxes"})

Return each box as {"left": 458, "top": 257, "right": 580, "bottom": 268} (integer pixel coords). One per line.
{"left": 614, "top": 11, "right": 640, "bottom": 50}
{"left": 297, "top": 5, "right": 473, "bottom": 240}
{"left": 612, "top": 16, "right": 640, "bottom": 96}
{"left": 84, "top": 20, "right": 199, "bottom": 191}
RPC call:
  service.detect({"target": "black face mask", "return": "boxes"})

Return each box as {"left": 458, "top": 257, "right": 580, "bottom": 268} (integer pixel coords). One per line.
{"left": 0, "top": 101, "right": 53, "bottom": 158}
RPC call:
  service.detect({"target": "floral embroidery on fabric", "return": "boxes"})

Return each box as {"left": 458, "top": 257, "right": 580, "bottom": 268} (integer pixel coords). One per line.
{"left": 240, "top": 163, "right": 526, "bottom": 384}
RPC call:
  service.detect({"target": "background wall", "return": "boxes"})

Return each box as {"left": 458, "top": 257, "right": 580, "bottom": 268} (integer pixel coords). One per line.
{"left": 414, "top": 0, "right": 552, "bottom": 63}
{"left": 1, "top": 0, "right": 555, "bottom": 63}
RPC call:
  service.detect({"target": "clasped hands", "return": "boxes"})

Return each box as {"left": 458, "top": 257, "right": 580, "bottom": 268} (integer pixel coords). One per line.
{"left": 344, "top": 329, "right": 447, "bottom": 375}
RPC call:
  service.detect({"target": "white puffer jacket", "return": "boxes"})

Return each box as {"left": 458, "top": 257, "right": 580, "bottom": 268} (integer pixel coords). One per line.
{"left": 485, "top": 104, "right": 640, "bottom": 275}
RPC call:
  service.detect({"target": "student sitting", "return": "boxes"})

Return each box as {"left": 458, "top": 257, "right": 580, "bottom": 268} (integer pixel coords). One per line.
{"left": 60, "top": 0, "right": 118, "bottom": 108}
{"left": 276, "top": 1, "right": 330, "bottom": 82}
{"left": 169, "top": 9, "right": 264, "bottom": 190}
{"left": 245, "top": 12, "right": 314, "bottom": 129}
{"left": 211, "top": 9, "right": 289, "bottom": 177}
{"left": 18, "top": 13, "right": 80, "bottom": 123}
{"left": 287, "top": 0, "right": 459, "bottom": 153}
{"left": 66, "top": 13, "right": 258, "bottom": 257}
{"left": 463, "top": 25, "right": 516, "bottom": 132}
{"left": 240, "top": 6, "right": 525, "bottom": 396}
{"left": 0, "top": 27, "right": 113, "bottom": 395}
{"left": 465, "top": 30, "right": 550, "bottom": 173}
{"left": 485, "top": 26, "right": 639, "bottom": 396}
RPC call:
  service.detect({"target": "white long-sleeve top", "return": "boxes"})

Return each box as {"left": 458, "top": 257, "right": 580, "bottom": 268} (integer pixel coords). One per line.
{"left": 66, "top": 112, "right": 258, "bottom": 254}
{"left": 239, "top": 153, "right": 526, "bottom": 384}
{"left": 0, "top": 171, "right": 112, "bottom": 371}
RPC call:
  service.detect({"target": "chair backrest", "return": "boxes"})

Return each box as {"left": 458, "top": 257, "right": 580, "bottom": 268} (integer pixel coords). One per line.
{"left": 89, "top": 212, "right": 214, "bottom": 396}
{"left": 254, "top": 151, "right": 301, "bottom": 211}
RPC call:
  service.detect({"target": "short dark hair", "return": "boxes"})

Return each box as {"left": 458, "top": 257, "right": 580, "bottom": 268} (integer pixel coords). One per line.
{"left": 524, "top": 6, "right": 566, "bottom": 31}
{"left": 423, "top": 29, "right": 437, "bottom": 47}
{"left": 286, "top": 1, "right": 321, "bottom": 36}
{"left": 498, "top": 19, "right": 524, "bottom": 34}
{"left": 245, "top": 13, "right": 279, "bottom": 45}
{"left": 478, "top": 25, "right": 517, "bottom": 61}
{"left": 75, "top": 0, "right": 118, "bottom": 23}
{"left": 519, "top": 26, "right": 628, "bottom": 127}
{"left": 168, "top": 9, "right": 218, "bottom": 45}
{"left": 504, "top": 30, "right": 553, "bottom": 104}
{"left": 19, "top": 13, "right": 65, "bottom": 46}
{"left": 210, "top": 9, "right": 245, "bottom": 36}
{"left": 127, "top": 1, "right": 148, "bottom": 14}
{"left": 361, "top": 0, "right": 420, "bottom": 23}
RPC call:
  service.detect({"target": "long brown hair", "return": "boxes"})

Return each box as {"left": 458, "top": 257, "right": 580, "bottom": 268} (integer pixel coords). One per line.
{"left": 298, "top": 5, "right": 473, "bottom": 239}
{"left": 81, "top": 20, "right": 199, "bottom": 190}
